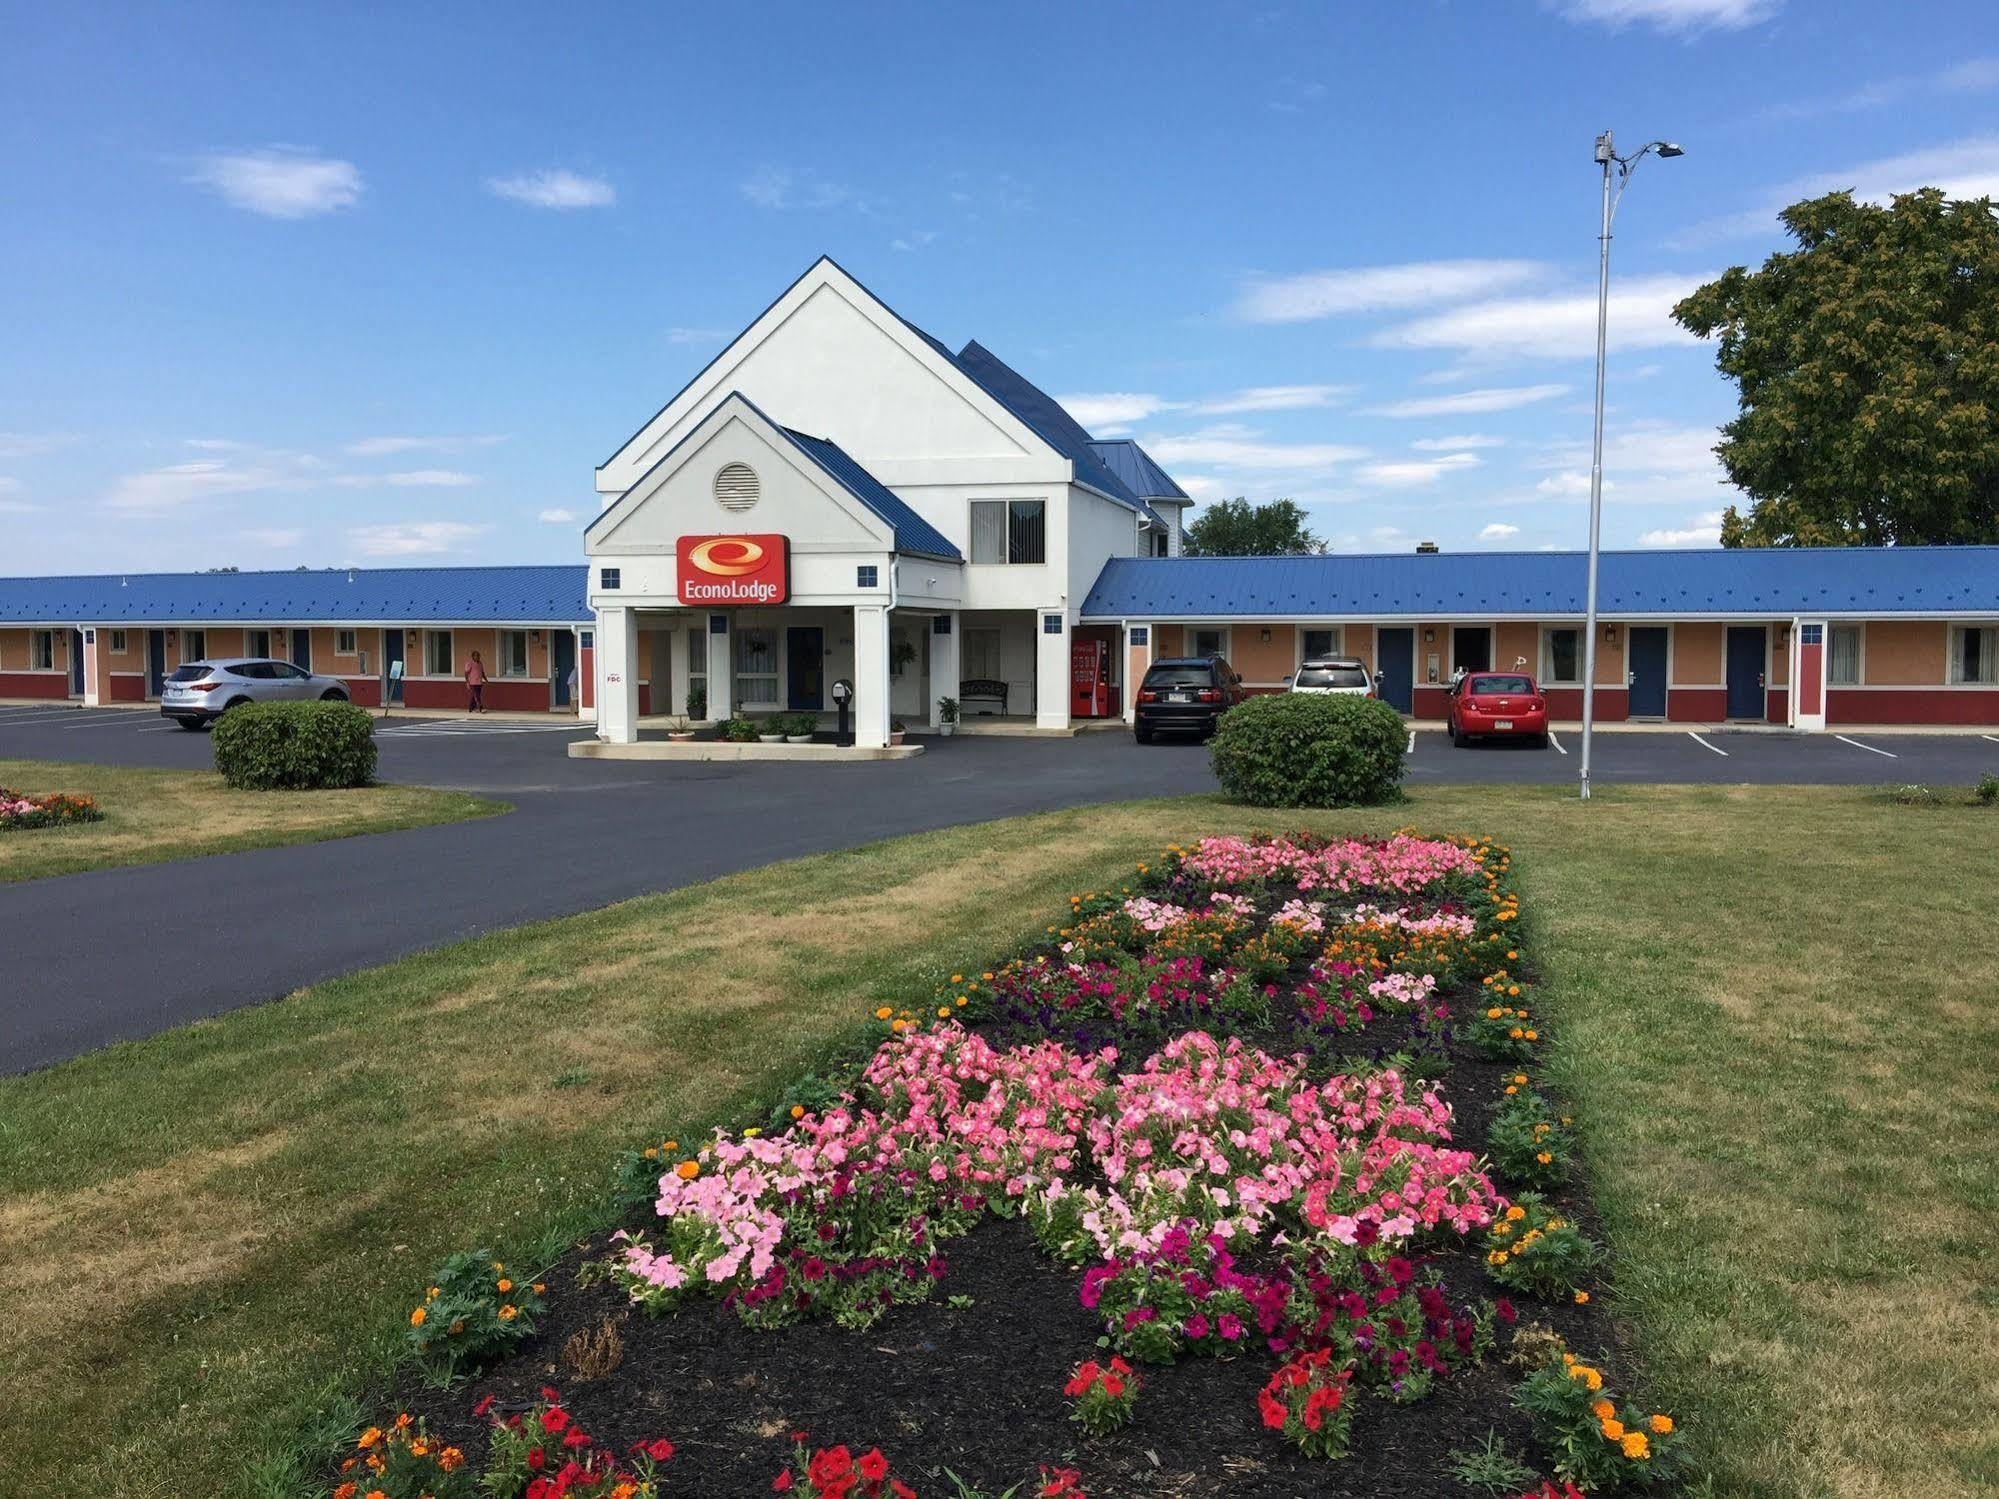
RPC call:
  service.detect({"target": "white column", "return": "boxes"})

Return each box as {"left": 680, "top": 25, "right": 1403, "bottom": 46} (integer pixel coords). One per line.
{"left": 707, "top": 613, "right": 733, "bottom": 721}
{"left": 667, "top": 620, "right": 691, "bottom": 719}
{"left": 1034, "top": 606, "right": 1070, "bottom": 730}
{"left": 853, "top": 604, "right": 891, "bottom": 747}
{"left": 1122, "top": 621, "right": 1152, "bottom": 724}
{"left": 575, "top": 628, "right": 596, "bottom": 722}
{"left": 597, "top": 607, "right": 640, "bottom": 743}
{"left": 928, "top": 613, "right": 960, "bottom": 729}
{"left": 82, "top": 627, "right": 105, "bottom": 706}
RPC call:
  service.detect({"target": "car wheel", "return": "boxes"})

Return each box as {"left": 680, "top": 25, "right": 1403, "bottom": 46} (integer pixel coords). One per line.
{"left": 173, "top": 719, "right": 203, "bottom": 732}
{"left": 1450, "top": 722, "right": 1465, "bottom": 747}
{"left": 1534, "top": 732, "right": 1550, "bottom": 749}
{"left": 1135, "top": 724, "right": 1153, "bottom": 745}
{"left": 320, "top": 689, "right": 347, "bottom": 701}
{"left": 223, "top": 697, "right": 250, "bottom": 712}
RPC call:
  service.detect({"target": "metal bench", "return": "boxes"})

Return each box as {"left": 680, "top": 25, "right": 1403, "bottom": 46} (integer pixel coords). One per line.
{"left": 959, "top": 677, "right": 1009, "bottom": 716}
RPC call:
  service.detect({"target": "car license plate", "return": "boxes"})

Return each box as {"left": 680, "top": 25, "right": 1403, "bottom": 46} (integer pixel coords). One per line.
{"left": 1169, "top": 691, "right": 1191, "bottom": 703}
{"left": 1495, "top": 719, "right": 1513, "bottom": 730}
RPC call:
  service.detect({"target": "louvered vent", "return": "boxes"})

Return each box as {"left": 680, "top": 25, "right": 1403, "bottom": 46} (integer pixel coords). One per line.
{"left": 714, "top": 463, "right": 760, "bottom": 512}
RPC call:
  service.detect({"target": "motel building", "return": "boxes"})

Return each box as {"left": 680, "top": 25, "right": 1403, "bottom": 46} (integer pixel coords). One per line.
{"left": 3, "top": 259, "right": 1998, "bottom": 736}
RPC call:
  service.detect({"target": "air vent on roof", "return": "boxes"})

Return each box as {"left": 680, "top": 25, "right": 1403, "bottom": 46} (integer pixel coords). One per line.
{"left": 1415, "top": 541, "right": 1440, "bottom": 555}
{"left": 714, "top": 462, "right": 760, "bottom": 513}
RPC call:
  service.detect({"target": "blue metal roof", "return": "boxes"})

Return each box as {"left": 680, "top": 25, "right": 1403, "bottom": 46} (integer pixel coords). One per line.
{"left": 1080, "top": 547, "right": 1999, "bottom": 619}
{"left": 949, "top": 341, "right": 1167, "bottom": 527}
{"left": 1088, "top": 439, "right": 1188, "bottom": 501}
{"left": 0, "top": 566, "right": 590, "bottom": 625}
{"left": 778, "top": 428, "right": 964, "bottom": 561}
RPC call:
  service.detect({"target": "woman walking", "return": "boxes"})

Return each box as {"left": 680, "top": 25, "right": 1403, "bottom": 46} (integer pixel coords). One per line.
{"left": 464, "top": 649, "right": 487, "bottom": 713}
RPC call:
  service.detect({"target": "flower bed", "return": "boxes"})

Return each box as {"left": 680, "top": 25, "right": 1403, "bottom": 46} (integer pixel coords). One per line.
{"left": 352, "top": 832, "right": 1681, "bottom": 1497}
{"left": 0, "top": 786, "right": 102, "bottom": 831}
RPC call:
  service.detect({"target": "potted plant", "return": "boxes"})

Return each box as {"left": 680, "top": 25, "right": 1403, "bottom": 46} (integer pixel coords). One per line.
{"left": 890, "top": 636, "right": 918, "bottom": 678}
{"left": 664, "top": 715, "right": 696, "bottom": 741}
{"left": 757, "top": 716, "right": 788, "bottom": 743}
{"left": 937, "top": 695, "right": 959, "bottom": 737}
{"left": 783, "top": 713, "right": 817, "bottom": 744}
{"left": 686, "top": 685, "right": 707, "bottom": 722}
{"left": 889, "top": 718, "right": 907, "bottom": 747}
{"left": 722, "top": 716, "right": 760, "bottom": 743}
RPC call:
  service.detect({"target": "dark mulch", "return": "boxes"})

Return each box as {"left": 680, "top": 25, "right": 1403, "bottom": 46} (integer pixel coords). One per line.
{"left": 372, "top": 883, "right": 1656, "bottom": 1497}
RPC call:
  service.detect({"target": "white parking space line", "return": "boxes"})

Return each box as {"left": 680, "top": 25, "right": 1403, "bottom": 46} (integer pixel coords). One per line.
{"left": 1546, "top": 731, "right": 1567, "bottom": 755}
{"left": 1983, "top": 735, "right": 1999, "bottom": 745}
{"left": 1405, "top": 730, "right": 1416, "bottom": 754}
{"left": 1835, "top": 734, "right": 1897, "bottom": 758}
{"left": 1687, "top": 731, "right": 1729, "bottom": 757}
{"left": 49, "top": 712, "right": 159, "bottom": 729}
{"left": 0, "top": 708, "right": 93, "bottom": 725}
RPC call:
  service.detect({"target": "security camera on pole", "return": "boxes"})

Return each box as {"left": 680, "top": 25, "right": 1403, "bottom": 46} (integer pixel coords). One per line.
{"left": 1579, "top": 130, "right": 1683, "bottom": 802}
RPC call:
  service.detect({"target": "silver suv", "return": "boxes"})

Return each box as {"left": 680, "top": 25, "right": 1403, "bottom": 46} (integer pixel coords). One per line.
{"left": 1289, "top": 655, "right": 1377, "bottom": 697}
{"left": 159, "top": 657, "right": 352, "bottom": 730}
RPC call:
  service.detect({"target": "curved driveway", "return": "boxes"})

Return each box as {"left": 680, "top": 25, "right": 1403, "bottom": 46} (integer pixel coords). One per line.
{"left": 6, "top": 707, "right": 1994, "bottom": 1072}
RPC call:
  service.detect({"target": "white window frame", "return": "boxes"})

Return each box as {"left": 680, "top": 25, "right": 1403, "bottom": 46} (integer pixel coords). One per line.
{"left": 962, "top": 626, "right": 1002, "bottom": 682}
{"left": 181, "top": 629, "right": 206, "bottom": 663}
{"left": 1540, "top": 625, "right": 1584, "bottom": 685}
{"left": 336, "top": 629, "right": 358, "bottom": 656}
{"left": 245, "top": 628, "right": 271, "bottom": 659}
{"left": 426, "top": 629, "right": 455, "bottom": 677}
{"left": 31, "top": 629, "right": 55, "bottom": 671}
{"left": 687, "top": 625, "right": 708, "bottom": 700}
{"left": 968, "top": 498, "right": 1048, "bottom": 565}
{"left": 108, "top": 629, "right": 127, "bottom": 653}
{"left": 1190, "top": 626, "right": 1230, "bottom": 660}
{"left": 1950, "top": 623, "right": 1999, "bottom": 686}
{"left": 1827, "top": 623, "right": 1862, "bottom": 687}
{"left": 733, "top": 625, "right": 780, "bottom": 707}
{"left": 1298, "top": 626, "right": 1343, "bottom": 663}
{"left": 497, "top": 629, "right": 531, "bottom": 678}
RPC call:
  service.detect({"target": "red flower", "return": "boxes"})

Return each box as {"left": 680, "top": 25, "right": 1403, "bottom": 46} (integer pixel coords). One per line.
{"left": 773, "top": 1473, "right": 794, "bottom": 1492}
{"left": 471, "top": 1394, "right": 497, "bottom": 1419}
{"left": 526, "top": 1448, "right": 546, "bottom": 1471}
{"left": 540, "top": 1385, "right": 564, "bottom": 1401}
{"left": 858, "top": 1449, "right": 890, "bottom": 1482}
{"left": 634, "top": 1438, "right": 675, "bottom": 1462}
{"left": 540, "top": 1406, "right": 570, "bottom": 1435}
{"left": 1258, "top": 1390, "right": 1287, "bottom": 1430}
{"left": 562, "top": 1428, "right": 590, "bottom": 1449}
{"left": 1101, "top": 1375, "right": 1126, "bottom": 1399}
{"left": 890, "top": 1483, "right": 916, "bottom": 1499}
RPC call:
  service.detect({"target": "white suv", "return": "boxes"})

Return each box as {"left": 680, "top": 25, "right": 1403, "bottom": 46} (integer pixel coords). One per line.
{"left": 1289, "top": 656, "right": 1376, "bottom": 697}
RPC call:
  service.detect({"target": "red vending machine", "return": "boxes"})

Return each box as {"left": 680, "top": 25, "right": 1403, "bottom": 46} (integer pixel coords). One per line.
{"left": 1071, "top": 637, "right": 1111, "bottom": 718}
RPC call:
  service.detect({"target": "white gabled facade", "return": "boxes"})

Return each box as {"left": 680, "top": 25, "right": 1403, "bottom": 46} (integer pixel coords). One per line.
{"left": 585, "top": 258, "right": 1168, "bottom": 744}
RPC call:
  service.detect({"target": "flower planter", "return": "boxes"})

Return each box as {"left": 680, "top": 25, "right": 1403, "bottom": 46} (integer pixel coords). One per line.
{"left": 889, "top": 732, "right": 906, "bottom": 747}
{"left": 757, "top": 733, "right": 786, "bottom": 744}
{"left": 784, "top": 734, "right": 815, "bottom": 744}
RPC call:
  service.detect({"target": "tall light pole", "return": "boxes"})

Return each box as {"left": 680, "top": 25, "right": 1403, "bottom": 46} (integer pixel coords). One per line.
{"left": 1579, "top": 130, "right": 1682, "bottom": 801}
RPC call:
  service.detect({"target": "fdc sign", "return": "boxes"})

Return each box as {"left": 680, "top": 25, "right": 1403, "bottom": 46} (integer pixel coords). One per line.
{"left": 676, "top": 534, "right": 790, "bottom": 606}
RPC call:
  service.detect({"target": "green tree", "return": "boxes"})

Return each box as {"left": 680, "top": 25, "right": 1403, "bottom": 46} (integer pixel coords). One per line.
{"left": 1182, "top": 497, "right": 1326, "bottom": 556}
{"left": 1672, "top": 188, "right": 1999, "bottom": 547}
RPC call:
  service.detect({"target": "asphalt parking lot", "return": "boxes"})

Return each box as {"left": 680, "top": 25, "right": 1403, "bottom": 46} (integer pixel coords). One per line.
{"left": 5, "top": 702, "right": 1997, "bottom": 1073}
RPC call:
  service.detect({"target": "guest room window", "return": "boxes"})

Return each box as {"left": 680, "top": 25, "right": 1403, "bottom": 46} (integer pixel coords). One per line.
{"left": 1827, "top": 625, "right": 1861, "bottom": 686}
{"left": 1542, "top": 627, "right": 1583, "bottom": 685}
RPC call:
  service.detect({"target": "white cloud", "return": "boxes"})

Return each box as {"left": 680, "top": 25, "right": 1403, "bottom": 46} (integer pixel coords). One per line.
{"left": 1197, "top": 384, "right": 1351, "bottom": 414}
{"left": 0, "top": 432, "right": 77, "bottom": 459}
{"left": 537, "top": 507, "right": 579, "bottom": 524}
{"left": 1267, "top": 76, "right": 1329, "bottom": 113}
{"left": 1354, "top": 453, "right": 1482, "bottom": 488}
{"left": 890, "top": 230, "right": 939, "bottom": 252}
{"left": 188, "top": 147, "right": 362, "bottom": 218}
{"left": 347, "top": 521, "right": 486, "bottom": 557}
{"left": 1680, "top": 134, "right": 1999, "bottom": 245}
{"left": 243, "top": 528, "right": 304, "bottom": 549}
{"left": 1759, "top": 55, "right": 1999, "bottom": 122}
{"left": 1536, "top": 471, "right": 1605, "bottom": 497}
{"left": 1367, "top": 384, "right": 1569, "bottom": 419}
{"left": 381, "top": 469, "right": 476, "bottom": 488}
{"left": 344, "top": 435, "right": 505, "bottom": 457}
{"left": 1551, "top": 0, "right": 1776, "bottom": 32}
{"left": 1639, "top": 510, "right": 1726, "bottom": 546}
{"left": 486, "top": 169, "right": 616, "bottom": 209}
{"left": 1143, "top": 426, "right": 1368, "bottom": 470}
{"left": 1536, "top": 422, "right": 1731, "bottom": 509}
{"left": 1372, "top": 274, "right": 1707, "bottom": 361}
{"left": 1480, "top": 522, "right": 1522, "bottom": 540}
{"left": 1411, "top": 433, "right": 1505, "bottom": 451}
{"left": 1233, "top": 259, "right": 1544, "bottom": 323}
{"left": 1057, "top": 393, "right": 1185, "bottom": 429}
{"left": 105, "top": 460, "right": 289, "bottom": 514}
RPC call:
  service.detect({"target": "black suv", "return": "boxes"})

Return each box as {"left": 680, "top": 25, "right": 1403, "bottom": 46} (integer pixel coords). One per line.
{"left": 1133, "top": 656, "right": 1245, "bottom": 743}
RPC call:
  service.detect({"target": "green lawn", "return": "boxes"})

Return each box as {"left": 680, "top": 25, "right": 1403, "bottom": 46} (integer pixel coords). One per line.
{"left": 1, "top": 785, "right": 1993, "bottom": 1497}
{"left": 0, "top": 759, "right": 501, "bottom": 882}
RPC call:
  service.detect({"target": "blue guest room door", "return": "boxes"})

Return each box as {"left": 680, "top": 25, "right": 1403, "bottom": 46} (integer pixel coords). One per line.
{"left": 787, "top": 627, "right": 824, "bottom": 710}
{"left": 1726, "top": 626, "right": 1766, "bottom": 719}
{"left": 1627, "top": 627, "right": 1669, "bottom": 717}
{"left": 1375, "top": 627, "right": 1414, "bottom": 712}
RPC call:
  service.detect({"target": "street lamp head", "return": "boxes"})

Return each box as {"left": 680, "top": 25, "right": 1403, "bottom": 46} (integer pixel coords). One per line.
{"left": 1654, "top": 142, "right": 1685, "bottom": 159}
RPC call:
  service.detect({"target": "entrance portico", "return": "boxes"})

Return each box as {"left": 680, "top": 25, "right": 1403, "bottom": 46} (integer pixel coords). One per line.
{"left": 586, "top": 392, "right": 964, "bottom": 748}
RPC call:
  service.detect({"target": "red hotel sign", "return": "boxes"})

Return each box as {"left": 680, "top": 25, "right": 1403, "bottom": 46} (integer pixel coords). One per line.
{"left": 676, "top": 534, "right": 790, "bottom": 606}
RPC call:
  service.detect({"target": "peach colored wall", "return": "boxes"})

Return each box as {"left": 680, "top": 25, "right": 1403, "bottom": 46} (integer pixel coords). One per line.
{"left": 1232, "top": 623, "right": 1297, "bottom": 684}
{"left": 1340, "top": 628, "right": 1374, "bottom": 673}
{"left": 1155, "top": 624, "right": 1183, "bottom": 656}
{"left": 1862, "top": 620, "right": 1945, "bottom": 684}
{"left": 1593, "top": 627, "right": 1626, "bottom": 686}
{"left": 1674, "top": 623, "right": 1722, "bottom": 684}
{"left": 1494, "top": 622, "right": 1538, "bottom": 675}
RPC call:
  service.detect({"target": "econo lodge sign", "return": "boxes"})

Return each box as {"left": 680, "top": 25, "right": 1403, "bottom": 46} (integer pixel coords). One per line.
{"left": 676, "top": 534, "right": 790, "bottom": 605}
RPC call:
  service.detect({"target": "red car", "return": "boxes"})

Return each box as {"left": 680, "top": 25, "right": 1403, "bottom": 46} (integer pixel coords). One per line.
{"left": 1446, "top": 671, "right": 1550, "bottom": 747}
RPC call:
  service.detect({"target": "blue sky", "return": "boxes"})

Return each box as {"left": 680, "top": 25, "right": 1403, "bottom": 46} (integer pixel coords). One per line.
{"left": 3, "top": 0, "right": 1997, "bottom": 574}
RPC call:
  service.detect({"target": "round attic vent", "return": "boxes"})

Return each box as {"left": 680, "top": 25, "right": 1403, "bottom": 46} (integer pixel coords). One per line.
{"left": 714, "top": 462, "right": 760, "bottom": 513}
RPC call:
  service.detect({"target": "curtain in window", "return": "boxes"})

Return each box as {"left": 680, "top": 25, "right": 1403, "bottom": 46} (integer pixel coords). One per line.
{"left": 1302, "top": 628, "right": 1341, "bottom": 658}
{"left": 1544, "top": 628, "right": 1581, "bottom": 684}
{"left": 734, "top": 627, "right": 778, "bottom": 704}
{"left": 1008, "top": 500, "right": 1046, "bottom": 564}
{"left": 1828, "top": 626, "right": 1860, "bottom": 686}
{"left": 970, "top": 502, "right": 1007, "bottom": 563}
{"left": 1955, "top": 626, "right": 1998, "bottom": 685}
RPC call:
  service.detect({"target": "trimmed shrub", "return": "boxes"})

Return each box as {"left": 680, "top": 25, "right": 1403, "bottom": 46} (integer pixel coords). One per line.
{"left": 211, "top": 700, "right": 377, "bottom": 789}
{"left": 1208, "top": 692, "right": 1406, "bottom": 808}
